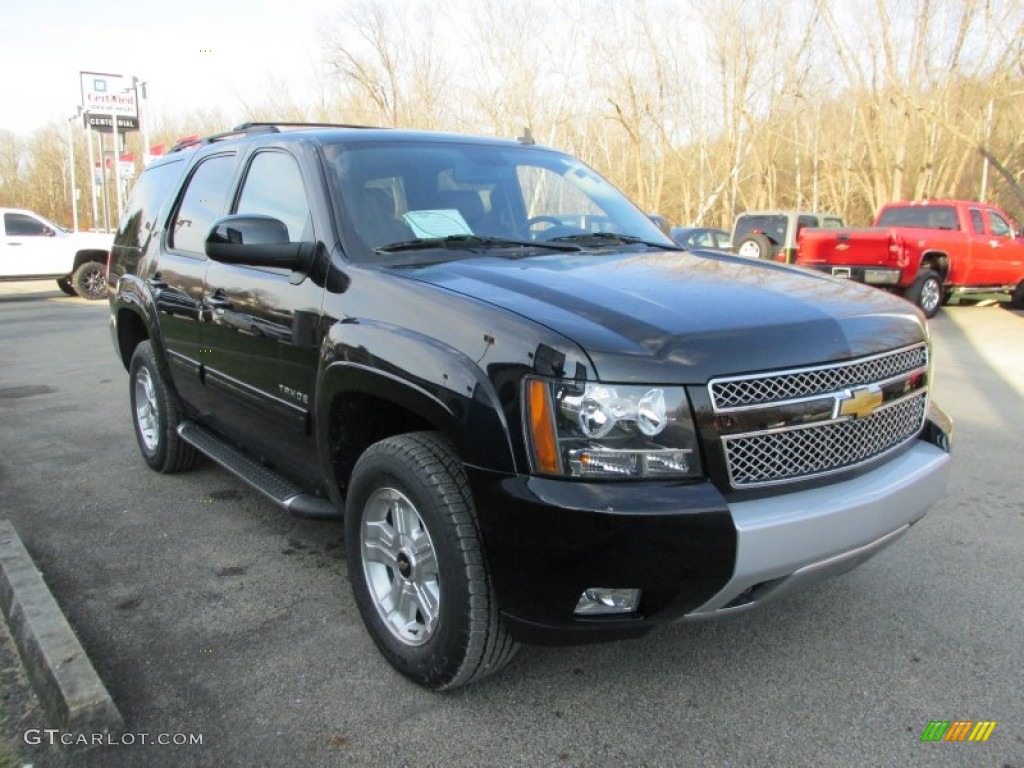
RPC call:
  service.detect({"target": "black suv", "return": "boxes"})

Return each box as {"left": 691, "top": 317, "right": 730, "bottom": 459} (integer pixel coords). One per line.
{"left": 108, "top": 123, "right": 952, "bottom": 689}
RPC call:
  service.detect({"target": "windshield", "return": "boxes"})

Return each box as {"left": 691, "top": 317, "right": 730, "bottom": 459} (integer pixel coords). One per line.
{"left": 323, "top": 140, "right": 673, "bottom": 263}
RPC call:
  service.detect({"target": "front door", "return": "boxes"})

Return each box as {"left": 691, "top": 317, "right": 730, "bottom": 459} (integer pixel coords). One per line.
{"left": 980, "top": 208, "right": 1024, "bottom": 286}
{"left": 200, "top": 149, "right": 322, "bottom": 485}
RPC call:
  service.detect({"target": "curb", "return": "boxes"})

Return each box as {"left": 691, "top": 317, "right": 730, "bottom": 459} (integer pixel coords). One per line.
{"left": 0, "top": 519, "right": 124, "bottom": 734}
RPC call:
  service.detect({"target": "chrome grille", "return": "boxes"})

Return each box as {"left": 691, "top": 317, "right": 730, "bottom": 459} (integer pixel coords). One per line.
{"left": 723, "top": 391, "right": 927, "bottom": 487}
{"left": 710, "top": 344, "right": 928, "bottom": 410}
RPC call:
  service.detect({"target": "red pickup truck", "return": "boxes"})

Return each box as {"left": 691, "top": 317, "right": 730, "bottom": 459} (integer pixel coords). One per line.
{"left": 797, "top": 200, "right": 1024, "bottom": 317}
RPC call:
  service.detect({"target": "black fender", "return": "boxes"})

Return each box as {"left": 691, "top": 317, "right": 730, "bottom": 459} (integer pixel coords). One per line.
{"left": 109, "top": 273, "right": 173, "bottom": 387}
{"left": 315, "top": 319, "right": 518, "bottom": 501}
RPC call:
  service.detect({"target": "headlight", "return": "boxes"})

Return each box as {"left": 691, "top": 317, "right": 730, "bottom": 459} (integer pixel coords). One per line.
{"left": 524, "top": 376, "right": 703, "bottom": 479}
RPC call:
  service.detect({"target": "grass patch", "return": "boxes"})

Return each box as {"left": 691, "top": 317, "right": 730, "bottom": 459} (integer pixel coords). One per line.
{"left": 0, "top": 617, "right": 42, "bottom": 768}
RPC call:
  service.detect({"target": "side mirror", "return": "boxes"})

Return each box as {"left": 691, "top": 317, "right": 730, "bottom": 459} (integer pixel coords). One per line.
{"left": 205, "top": 215, "right": 315, "bottom": 274}
{"left": 43, "top": 227, "right": 56, "bottom": 237}
{"left": 647, "top": 213, "right": 671, "bottom": 235}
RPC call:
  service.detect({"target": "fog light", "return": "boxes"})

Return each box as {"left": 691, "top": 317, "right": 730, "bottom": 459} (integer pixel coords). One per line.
{"left": 574, "top": 587, "right": 641, "bottom": 615}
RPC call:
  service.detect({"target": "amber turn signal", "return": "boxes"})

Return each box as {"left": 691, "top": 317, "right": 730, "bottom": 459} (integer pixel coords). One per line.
{"left": 526, "top": 378, "right": 560, "bottom": 474}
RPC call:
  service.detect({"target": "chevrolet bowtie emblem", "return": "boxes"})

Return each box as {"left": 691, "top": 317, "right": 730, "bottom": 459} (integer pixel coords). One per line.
{"left": 836, "top": 385, "right": 884, "bottom": 419}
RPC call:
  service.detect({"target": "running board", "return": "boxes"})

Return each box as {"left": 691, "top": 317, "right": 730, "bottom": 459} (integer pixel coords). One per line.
{"left": 950, "top": 285, "right": 1014, "bottom": 297}
{"left": 177, "top": 421, "right": 339, "bottom": 519}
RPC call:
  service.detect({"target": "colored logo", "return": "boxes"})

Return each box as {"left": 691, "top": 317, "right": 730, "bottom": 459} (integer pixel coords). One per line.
{"left": 836, "top": 385, "right": 884, "bottom": 420}
{"left": 920, "top": 720, "right": 996, "bottom": 742}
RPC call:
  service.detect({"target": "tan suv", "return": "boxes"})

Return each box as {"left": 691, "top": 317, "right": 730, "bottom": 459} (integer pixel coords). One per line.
{"left": 731, "top": 210, "right": 844, "bottom": 263}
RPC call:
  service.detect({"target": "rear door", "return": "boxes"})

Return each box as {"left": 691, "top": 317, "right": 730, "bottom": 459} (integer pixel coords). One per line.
{"left": 159, "top": 152, "right": 240, "bottom": 410}
{"left": 956, "top": 206, "right": 989, "bottom": 285}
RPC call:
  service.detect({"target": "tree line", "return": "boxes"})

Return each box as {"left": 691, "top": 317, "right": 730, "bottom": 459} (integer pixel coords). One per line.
{"left": 3, "top": 0, "right": 1022, "bottom": 232}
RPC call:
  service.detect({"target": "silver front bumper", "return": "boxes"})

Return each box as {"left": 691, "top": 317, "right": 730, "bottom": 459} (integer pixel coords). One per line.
{"left": 684, "top": 440, "right": 951, "bottom": 617}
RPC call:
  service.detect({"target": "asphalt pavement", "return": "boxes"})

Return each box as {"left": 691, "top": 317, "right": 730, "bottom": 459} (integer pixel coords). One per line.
{"left": 0, "top": 280, "right": 1021, "bottom": 767}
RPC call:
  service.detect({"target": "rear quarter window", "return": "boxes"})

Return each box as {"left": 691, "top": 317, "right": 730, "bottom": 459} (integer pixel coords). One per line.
{"left": 117, "top": 158, "right": 187, "bottom": 250}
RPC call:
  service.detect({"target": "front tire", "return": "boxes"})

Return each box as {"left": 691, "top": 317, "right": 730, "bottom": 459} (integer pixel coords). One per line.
{"left": 345, "top": 432, "right": 518, "bottom": 690}
{"left": 1009, "top": 279, "right": 1024, "bottom": 310}
{"left": 72, "top": 261, "right": 107, "bottom": 300}
{"left": 904, "top": 269, "right": 943, "bottom": 318}
{"left": 129, "top": 341, "right": 199, "bottom": 473}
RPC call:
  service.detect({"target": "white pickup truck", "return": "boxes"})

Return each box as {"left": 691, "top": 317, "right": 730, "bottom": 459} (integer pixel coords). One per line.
{"left": 1, "top": 208, "right": 112, "bottom": 299}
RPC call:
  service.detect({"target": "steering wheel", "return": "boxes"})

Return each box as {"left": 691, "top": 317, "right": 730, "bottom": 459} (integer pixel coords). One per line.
{"left": 525, "top": 215, "right": 567, "bottom": 230}
{"left": 524, "top": 216, "right": 588, "bottom": 241}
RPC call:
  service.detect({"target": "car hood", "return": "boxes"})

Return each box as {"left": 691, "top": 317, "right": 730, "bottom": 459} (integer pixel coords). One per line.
{"left": 393, "top": 248, "right": 927, "bottom": 382}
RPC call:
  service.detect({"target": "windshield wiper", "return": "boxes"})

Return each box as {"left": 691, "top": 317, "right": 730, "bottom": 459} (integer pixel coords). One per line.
{"left": 548, "top": 232, "right": 683, "bottom": 250}
{"left": 376, "top": 235, "right": 581, "bottom": 254}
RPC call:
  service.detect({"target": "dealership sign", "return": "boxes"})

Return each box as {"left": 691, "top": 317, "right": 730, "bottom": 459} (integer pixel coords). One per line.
{"left": 81, "top": 71, "right": 138, "bottom": 114}
{"left": 84, "top": 114, "right": 139, "bottom": 133}
{"left": 80, "top": 72, "right": 139, "bottom": 134}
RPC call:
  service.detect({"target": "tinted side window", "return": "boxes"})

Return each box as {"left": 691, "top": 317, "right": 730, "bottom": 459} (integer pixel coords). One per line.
{"left": 116, "top": 158, "right": 186, "bottom": 250}
{"left": 969, "top": 209, "right": 985, "bottom": 234}
{"left": 169, "top": 154, "right": 237, "bottom": 255}
{"left": 235, "top": 152, "right": 311, "bottom": 241}
{"left": 4, "top": 213, "right": 48, "bottom": 237}
{"left": 988, "top": 211, "right": 1011, "bottom": 237}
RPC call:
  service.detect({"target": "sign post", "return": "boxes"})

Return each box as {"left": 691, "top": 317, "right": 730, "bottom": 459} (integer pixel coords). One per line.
{"left": 84, "top": 112, "right": 99, "bottom": 231}
{"left": 66, "top": 113, "right": 79, "bottom": 231}
{"left": 111, "top": 110, "right": 122, "bottom": 217}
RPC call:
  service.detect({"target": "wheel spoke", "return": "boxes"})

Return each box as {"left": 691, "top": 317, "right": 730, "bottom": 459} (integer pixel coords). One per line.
{"left": 391, "top": 498, "right": 419, "bottom": 538}
{"left": 413, "top": 581, "right": 440, "bottom": 633}
{"left": 393, "top": 580, "right": 416, "bottom": 623}
{"left": 363, "top": 520, "right": 398, "bottom": 569}
{"left": 411, "top": 532, "right": 438, "bottom": 578}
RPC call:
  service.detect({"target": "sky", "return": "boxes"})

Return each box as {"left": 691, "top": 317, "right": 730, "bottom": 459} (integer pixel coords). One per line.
{"left": 0, "top": 0, "right": 335, "bottom": 137}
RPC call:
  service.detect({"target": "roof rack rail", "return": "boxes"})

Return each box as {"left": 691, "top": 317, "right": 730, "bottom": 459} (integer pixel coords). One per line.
{"left": 169, "top": 121, "right": 385, "bottom": 154}
{"left": 233, "top": 121, "right": 384, "bottom": 131}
